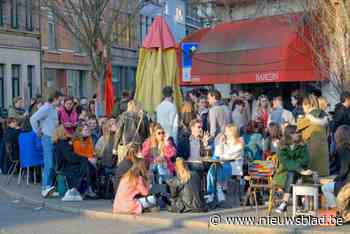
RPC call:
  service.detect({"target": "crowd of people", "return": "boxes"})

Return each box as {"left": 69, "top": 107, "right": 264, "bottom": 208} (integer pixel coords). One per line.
{"left": 0, "top": 87, "right": 350, "bottom": 222}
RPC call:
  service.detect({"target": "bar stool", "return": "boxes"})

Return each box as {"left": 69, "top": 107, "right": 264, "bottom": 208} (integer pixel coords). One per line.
{"left": 292, "top": 184, "right": 320, "bottom": 217}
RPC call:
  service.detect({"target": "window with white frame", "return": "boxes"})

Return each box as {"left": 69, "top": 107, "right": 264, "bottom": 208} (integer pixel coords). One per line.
{"left": 48, "top": 10, "right": 57, "bottom": 50}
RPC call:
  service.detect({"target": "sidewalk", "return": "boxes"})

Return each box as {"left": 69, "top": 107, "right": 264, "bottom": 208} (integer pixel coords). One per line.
{"left": 0, "top": 175, "right": 348, "bottom": 234}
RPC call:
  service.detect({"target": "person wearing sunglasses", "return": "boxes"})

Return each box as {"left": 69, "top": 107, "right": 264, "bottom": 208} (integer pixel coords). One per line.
{"left": 142, "top": 123, "right": 177, "bottom": 184}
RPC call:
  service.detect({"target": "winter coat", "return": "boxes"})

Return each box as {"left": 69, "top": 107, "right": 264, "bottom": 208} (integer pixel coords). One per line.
{"left": 3, "top": 127, "right": 21, "bottom": 161}
{"left": 114, "top": 111, "right": 149, "bottom": 149}
{"left": 208, "top": 102, "right": 231, "bottom": 137}
{"left": 333, "top": 104, "right": 350, "bottom": 132}
{"left": 113, "top": 176, "right": 149, "bottom": 215}
{"left": 167, "top": 172, "right": 206, "bottom": 213}
{"left": 297, "top": 109, "right": 329, "bottom": 176}
{"left": 8, "top": 106, "right": 26, "bottom": 123}
{"left": 198, "top": 108, "right": 209, "bottom": 132}
{"left": 273, "top": 144, "right": 310, "bottom": 187}
{"left": 141, "top": 138, "right": 177, "bottom": 173}
{"left": 334, "top": 145, "right": 350, "bottom": 195}
{"left": 95, "top": 136, "right": 115, "bottom": 167}
{"left": 54, "top": 139, "right": 94, "bottom": 189}
{"left": 58, "top": 107, "right": 78, "bottom": 135}
{"left": 176, "top": 133, "right": 207, "bottom": 161}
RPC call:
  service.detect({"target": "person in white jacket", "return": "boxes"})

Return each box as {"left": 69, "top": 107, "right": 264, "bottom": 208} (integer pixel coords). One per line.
{"left": 156, "top": 86, "right": 178, "bottom": 144}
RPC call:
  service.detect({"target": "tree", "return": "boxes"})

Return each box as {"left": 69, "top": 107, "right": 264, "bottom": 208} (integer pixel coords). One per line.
{"left": 40, "top": 0, "right": 146, "bottom": 116}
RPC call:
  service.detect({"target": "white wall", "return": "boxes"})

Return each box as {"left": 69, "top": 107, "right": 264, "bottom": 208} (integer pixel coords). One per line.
{"left": 0, "top": 47, "right": 41, "bottom": 108}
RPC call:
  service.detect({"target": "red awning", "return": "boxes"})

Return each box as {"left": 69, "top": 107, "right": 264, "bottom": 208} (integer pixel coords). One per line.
{"left": 181, "top": 14, "right": 323, "bottom": 85}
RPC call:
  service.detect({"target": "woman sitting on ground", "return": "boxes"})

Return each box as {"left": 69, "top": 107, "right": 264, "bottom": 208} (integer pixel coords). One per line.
{"left": 113, "top": 157, "right": 155, "bottom": 215}
{"left": 274, "top": 125, "right": 312, "bottom": 213}
{"left": 167, "top": 158, "right": 207, "bottom": 213}
{"left": 142, "top": 123, "right": 176, "bottom": 184}
{"left": 114, "top": 143, "right": 143, "bottom": 193}
{"left": 321, "top": 125, "right": 350, "bottom": 210}
{"left": 53, "top": 125, "right": 96, "bottom": 201}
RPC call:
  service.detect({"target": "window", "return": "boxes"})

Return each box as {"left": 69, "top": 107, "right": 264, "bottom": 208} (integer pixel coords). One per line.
{"left": 112, "top": 66, "right": 136, "bottom": 99}
{"left": 0, "top": 65, "right": 4, "bottom": 108}
{"left": 48, "top": 11, "right": 57, "bottom": 50}
{"left": 12, "top": 65, "right": 20, "bottom": 98}
{"left": 176, "top": 7, "right": 184, "bottom": 23}
{"left": 74, "top": 37, "right": 84, "bottom": 54}
{"left": 26, "top": 0, "right": 33, "bottom": 31}
{"left": 11, "top": 0, "right": 19, "bottom": 29}
{"left": 28, "top": 65, "right": 34, "bottom": 99}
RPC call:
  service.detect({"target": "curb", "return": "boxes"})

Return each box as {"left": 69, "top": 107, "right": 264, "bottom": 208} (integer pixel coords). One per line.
{"left": 0, "top": 185, "right": 347, "bottom": 234}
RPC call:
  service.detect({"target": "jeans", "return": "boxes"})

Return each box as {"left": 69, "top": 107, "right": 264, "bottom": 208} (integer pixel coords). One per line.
{"left": 321, "top": 182, "right": 336, "bottom": 208}
{"left": 152, "top": 163, "right": 170, "bottom": 184}
{"left": 41, "top": 135, "right": 55, "bottom": 189}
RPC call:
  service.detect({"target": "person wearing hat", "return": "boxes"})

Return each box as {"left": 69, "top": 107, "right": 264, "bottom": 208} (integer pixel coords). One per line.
{"left": 156, "top": 86, "right": 178, "bottom": 144}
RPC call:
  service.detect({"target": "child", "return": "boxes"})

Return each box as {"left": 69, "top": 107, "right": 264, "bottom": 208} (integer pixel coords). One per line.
{"left": 274, "top": 125, "right": 312, "bottom": 213}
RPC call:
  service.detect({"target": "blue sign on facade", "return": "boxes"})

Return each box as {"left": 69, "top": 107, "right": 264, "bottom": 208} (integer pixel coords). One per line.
{"left": 181, "top": 42, "right": 198, "bottom": 82}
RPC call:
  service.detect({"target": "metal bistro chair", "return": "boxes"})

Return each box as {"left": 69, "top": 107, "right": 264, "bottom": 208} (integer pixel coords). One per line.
{"left": 5, "top": 142, "right": 20, "bottom": 185}
{"left": 243, "top": 160, "right": 276, "bottom": 216}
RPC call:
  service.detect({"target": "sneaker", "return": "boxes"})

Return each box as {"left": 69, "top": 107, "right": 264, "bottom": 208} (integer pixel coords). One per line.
{"left": 71, "top": 188, "right": 83, "bottom": 201}
{"left": 51, "top": 192, "right": 59, "bottom": 197}
{"left": 41, "top": 186, "right": 55, "bottom": 198}
{"left": 62, "top": 189, "right": 74, "bottom": 202}
{"left": 275, "top": 201, "right": 288, "bottom": 214}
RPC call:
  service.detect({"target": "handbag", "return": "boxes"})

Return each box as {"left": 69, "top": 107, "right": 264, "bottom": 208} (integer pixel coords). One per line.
{"left": 117, "top": 113, "right": 144, "bottom": 164}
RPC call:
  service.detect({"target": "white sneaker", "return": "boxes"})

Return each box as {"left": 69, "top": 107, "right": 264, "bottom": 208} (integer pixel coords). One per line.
{"left": 62, "top": 189, "right": 74, "bottom": 202}
{"left": 62, "top": 189, "right": 83, "bottom": 202}
{"left": 204, "top": 194, "right": 214, "bottom": 203}
{"left": 41, "top": 186, "right": 55, "bottom": 198}
{"left": 71, "top": 188, "right": 83, "bottom": 201}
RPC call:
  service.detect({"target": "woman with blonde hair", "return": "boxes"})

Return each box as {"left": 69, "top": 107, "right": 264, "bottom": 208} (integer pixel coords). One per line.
{"left": 142, "top": 123, "right": 176, "bottom": 184}
{"left": 207, "top": 124, "right": 245, "bottom": 201}
{"left": 253, "top": 95, "right": 271, "bottom": 128}
{"left": 297, "top": 94, "right": 329, "bottom": 176}
{"left": 167, "top": 158, "right": 206, "bottom": 213}
{"left": 95, "top": 119, "right": 118, "bottom": 167}
{"left": 180, "top": 98, "right": 196, "bottom": 130}
{"left": 53, "top": 125, "right": 96, "bottom": 201}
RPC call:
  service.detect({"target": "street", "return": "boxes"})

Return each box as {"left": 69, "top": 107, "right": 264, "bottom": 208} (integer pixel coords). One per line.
{"left": 0, "top": 192, "right": 217, "bottom": 234}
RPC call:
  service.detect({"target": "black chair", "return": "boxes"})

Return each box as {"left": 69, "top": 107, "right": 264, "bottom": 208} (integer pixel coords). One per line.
{"left": 5, "top": 142, "right": 20, "bottom": 185}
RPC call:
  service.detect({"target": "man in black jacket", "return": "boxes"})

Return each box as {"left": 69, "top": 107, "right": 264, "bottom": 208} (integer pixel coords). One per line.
{"left": 333, "top": 91, "right": 350, "bottom": 132}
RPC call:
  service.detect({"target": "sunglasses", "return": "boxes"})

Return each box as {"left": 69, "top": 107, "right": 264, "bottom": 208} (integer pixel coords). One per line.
{"left": 157, "top": 131, "right": 165, "bottom": 135}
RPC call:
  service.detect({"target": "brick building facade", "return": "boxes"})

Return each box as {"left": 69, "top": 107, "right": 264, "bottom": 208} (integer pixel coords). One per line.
{"left": 0, "top": 0, "right": 41, "bottom": 109}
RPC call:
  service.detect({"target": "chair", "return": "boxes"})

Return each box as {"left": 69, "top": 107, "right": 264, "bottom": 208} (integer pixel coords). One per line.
{"left": 18, "top": 132, "right": 44, "bottom": 185}
{"left": 243, "top": 160, "right": 276, "bottom": 216}
{"left": 4, "top": 142, "right": 20, "bottom": 185}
